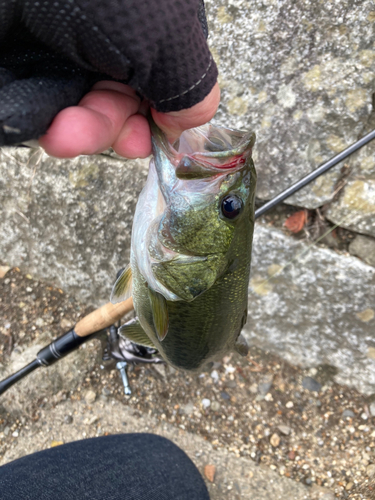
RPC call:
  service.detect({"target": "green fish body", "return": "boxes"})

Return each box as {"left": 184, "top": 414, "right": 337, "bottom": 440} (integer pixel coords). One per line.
{"left": 111, "top": 121, "right": 256, "bottom": 371}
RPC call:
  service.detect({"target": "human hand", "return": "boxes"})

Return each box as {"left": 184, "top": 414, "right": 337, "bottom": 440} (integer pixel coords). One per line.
{"left": 39, "top": 80, "right": 220, "bottom": 159}
{"left": 0, "top": 0, "right": 218, "bottom": 155}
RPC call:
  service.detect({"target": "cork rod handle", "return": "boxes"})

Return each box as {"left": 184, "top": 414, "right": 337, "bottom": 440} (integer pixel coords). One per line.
{"left": 74, "top": 298, "right": 134, "bottom": 337}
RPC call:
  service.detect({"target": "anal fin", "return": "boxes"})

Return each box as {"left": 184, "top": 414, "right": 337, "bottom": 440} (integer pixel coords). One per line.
{"left": 119, "top": 318, "right": 156, "bottom": 348}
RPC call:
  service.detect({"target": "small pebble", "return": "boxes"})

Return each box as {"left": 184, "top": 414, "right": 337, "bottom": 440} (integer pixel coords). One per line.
{"left": 220, "top": 391, "right": 230, "bottom": 400}
{"left": 3, "top": 426, "right": 10, "bottom": 436}
{"left": 249, "top": 383, "right": 258, "bottom": 394}
{"left": 86, "top": 416, "right": 99, "bottom": 425}
{"left": 277, "top": 425, "right": 291, "bottom": 436}
{"left": 270, "top": 433, "right": 280, "bottom": 447}
{"left": 64, "top": 415, "right": 73, "bottom": 424}
{"left": 153, "top": 364, "right": 166, "bottom": 378}
{"left": 367, "top": 464, "right": 375, "bottom": 477}
{"left": 286, "top": 401, "right": 294, "bottom": 408}
{"left": 369, "top": 402, "right": 375, "bottom": 417}
{"left": 361, "top": 412, "right": 368, "bottom": 420}
{"left": 181, "top": 402, "right": 195, "bottom": 415}
{"left": 302, "top": 376, "right": 322, "bottom": 392}
{"left": 12, "top": 430, "right": 19, "bottom": 438}
{"left": 210, "top": 370, "right": 219, "bottom": 382}
{"left": 60, "top": 318, "right": 73, "bottom": 330}
{"left": 102, "top": 386, "right": 111, "bottom": 396}
{"left": 258, "top": 382, "right": 272, "bottom": 394}
{"left": 0, "top": 265, "right": 10, "bottom": 278}
{"left": 345, "top": 482, "right": 353, "bottom": 491}
{"left": 204, "top": 464, "right": 216, "bottom": 483}
{"left": 50, "top": 440, "right": 64, "bottom": 447}
{"left": 211, "top": 401, "right": 221, "bottom": 411}
{"left": 201, "top": 398, "right": 211, "bottom": 409}
{"left": 321, "top": 495, "right": 335, "bottom": 500}
{"left": 342, "top": 409, "right": 355, "bottom": 419}
{"left": 84, "top": 390, "right": 96, "bottom": 404}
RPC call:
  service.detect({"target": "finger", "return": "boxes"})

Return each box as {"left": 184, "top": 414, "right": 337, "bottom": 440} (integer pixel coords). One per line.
{"left": 39, "top": 84, "right": 141, "bottom": 158}
{"left": 112, "top": 113, "right": 152, "bottom": 159}
{"left": 151, "top": 82, "right": 220, "bottom": 143}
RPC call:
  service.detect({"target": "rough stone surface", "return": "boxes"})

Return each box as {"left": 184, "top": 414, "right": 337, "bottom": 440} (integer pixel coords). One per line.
{"left": 302, "top": 377, "right": 322, "bottom": 393}
{"left": 0, "top": 147, "right": 148, "bottom": 304}
{"left": 326, "top": 176, "right": 375, "bottom": 237}
{"left": 206, "top": 0, "right": 375, "bottom": 209}
{"left": 326, "top": 115, "right": 375, "bottom": 239}
{"left": 245, "top": 225, "right": 375, "bottom": 395}
{"left": 348, "top": 234, "right": 375, "bottom": 267}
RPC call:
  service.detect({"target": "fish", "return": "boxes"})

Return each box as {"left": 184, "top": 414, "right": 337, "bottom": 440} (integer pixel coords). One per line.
{"left": 111, "top": 118, "right": 257, "bottom": 371}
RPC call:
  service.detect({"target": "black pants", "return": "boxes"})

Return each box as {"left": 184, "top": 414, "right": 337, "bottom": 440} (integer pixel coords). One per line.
{"left": 0, "top": 434, "right": 210, "bottom": 499}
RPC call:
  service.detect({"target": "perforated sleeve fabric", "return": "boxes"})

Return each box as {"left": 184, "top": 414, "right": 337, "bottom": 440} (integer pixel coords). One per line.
{"left": 0, "top": 0, "right": 218, "bottom": 145}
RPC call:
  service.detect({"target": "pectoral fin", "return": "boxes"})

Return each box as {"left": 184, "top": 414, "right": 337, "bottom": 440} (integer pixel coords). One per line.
{"left": 111, "top": 264, "right": 133, "bottom": 304}
{"left": 119, "top": 317, "right": 156, "bottom": 348}
{"left": 148, "top": 288, "right": 169, "bottom": 341}
{"left": 234, "top": 334, "right": 249, "bottom": 357}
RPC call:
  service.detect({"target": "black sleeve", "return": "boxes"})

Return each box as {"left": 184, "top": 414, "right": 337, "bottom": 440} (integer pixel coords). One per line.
{"left": 1, "top": 0, "right": 217, "bottom": 113}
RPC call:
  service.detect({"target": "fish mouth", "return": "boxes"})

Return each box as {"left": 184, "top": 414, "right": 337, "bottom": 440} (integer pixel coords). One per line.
{"left": 155, "top": 124, "right": 255, "bottom": 180}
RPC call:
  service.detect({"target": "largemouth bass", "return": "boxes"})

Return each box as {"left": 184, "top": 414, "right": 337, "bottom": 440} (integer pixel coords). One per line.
{"left": 111, "top": 120, "right": 256, "bottom": 371}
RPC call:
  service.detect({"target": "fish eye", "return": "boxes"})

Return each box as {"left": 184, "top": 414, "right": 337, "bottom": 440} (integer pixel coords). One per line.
{"left": 220, "top": 195, "right": 243, "bottom": 220}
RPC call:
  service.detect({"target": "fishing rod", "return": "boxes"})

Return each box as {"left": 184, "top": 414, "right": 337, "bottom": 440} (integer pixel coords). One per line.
{"left": 1, "top": 128, "right": 374, "bottom": 396}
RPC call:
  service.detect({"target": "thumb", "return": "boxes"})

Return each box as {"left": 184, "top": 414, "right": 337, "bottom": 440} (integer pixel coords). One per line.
{"left": 151, "top": 82, "right": 220, "bottom": 143}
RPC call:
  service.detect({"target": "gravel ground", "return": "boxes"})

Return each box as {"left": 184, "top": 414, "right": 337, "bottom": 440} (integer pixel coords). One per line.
{"left": 1, "top": 264, "right": 374, "bottom": 499}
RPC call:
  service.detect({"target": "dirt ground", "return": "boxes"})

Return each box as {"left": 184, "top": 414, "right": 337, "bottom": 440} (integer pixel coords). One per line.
{"left": 1, "top": 262, "right": 374, "bottom": 499}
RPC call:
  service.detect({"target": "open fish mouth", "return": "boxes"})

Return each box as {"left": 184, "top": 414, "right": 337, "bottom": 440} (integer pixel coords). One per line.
{"left": 152, "top": 123, "right": 256, "bottom": 180}
{"left": 174, "top": 126, "right": 255, "bottom": 176}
